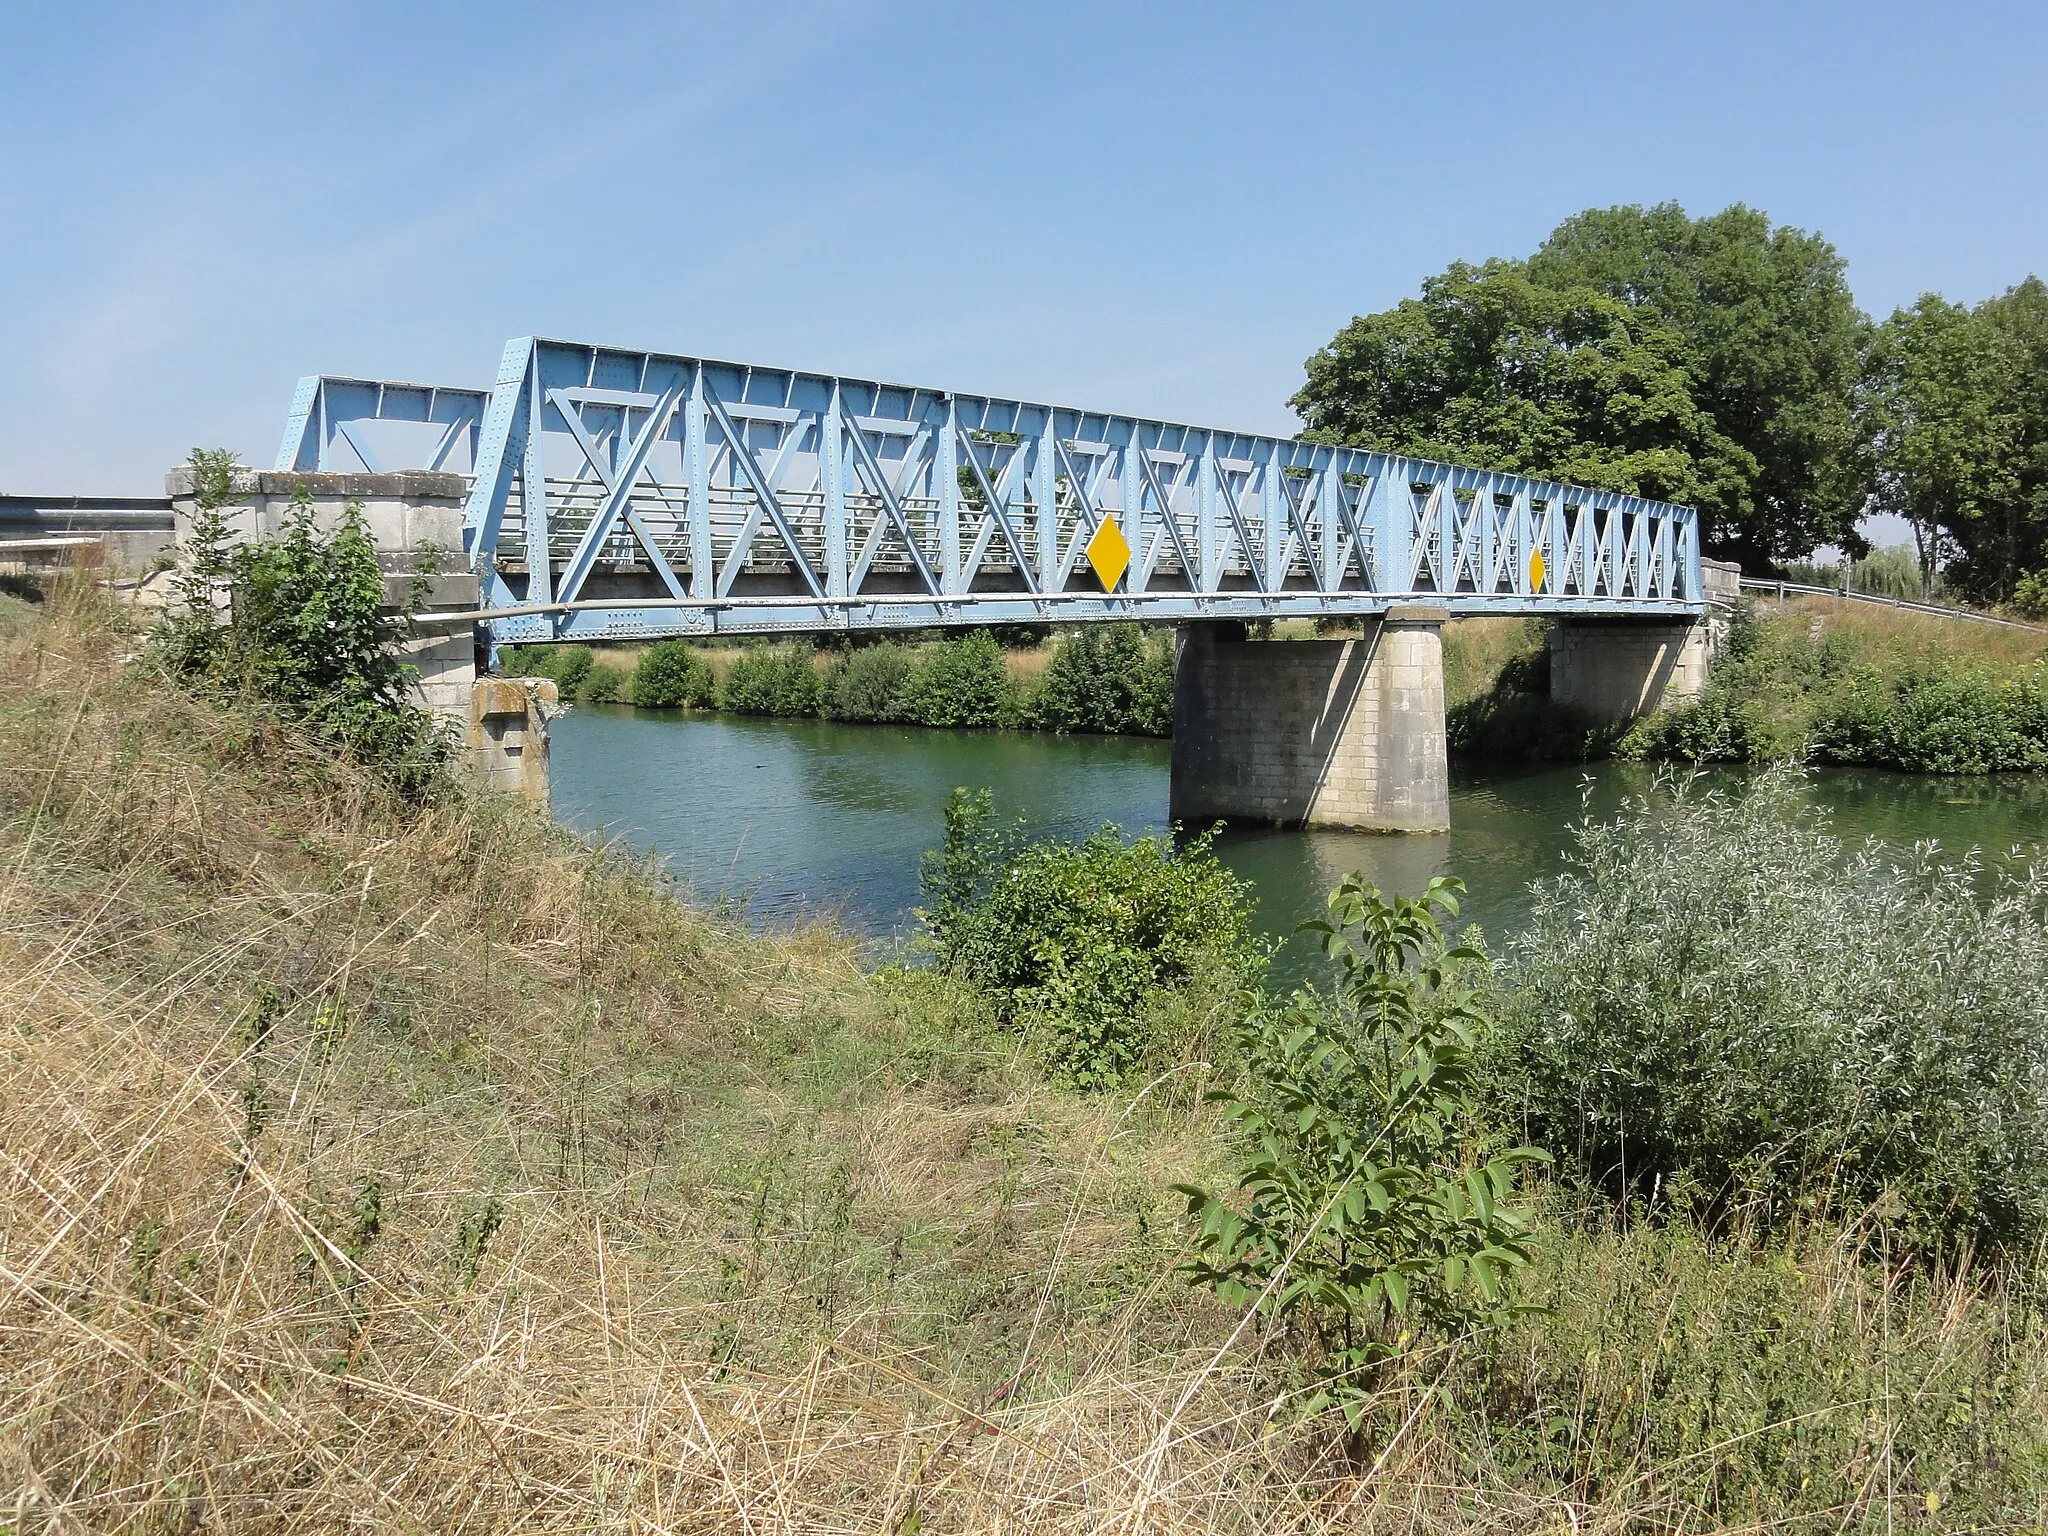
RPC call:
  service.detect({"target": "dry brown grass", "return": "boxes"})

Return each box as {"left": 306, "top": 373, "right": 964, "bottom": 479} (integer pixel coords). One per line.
{"left": 3, "top": 586, "right": 2044, "bottom": 1531}
{"left": 1761, "top": 593, "right": 2048, "bottom": 668}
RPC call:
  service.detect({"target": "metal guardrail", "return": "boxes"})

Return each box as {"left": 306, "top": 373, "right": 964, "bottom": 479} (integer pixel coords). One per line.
{"left": 1739, "top": 577, "right": 2048, "bottom": 634}
{"left": 0, "top": 494, "right": 175, "bottom": 531}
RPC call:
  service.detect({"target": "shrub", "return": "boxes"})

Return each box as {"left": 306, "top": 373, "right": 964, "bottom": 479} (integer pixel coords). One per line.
{"left": 577, "top": 662, "right": 635, "bottom": 704}
{"left": 718, "top": 644, "right": 824, "bottom": 717}
{"left": 1488, "top": 765, "right": 2048, "bottom": 1255}
{"left": 631, "top": 640, "right": 715, "bottom": 709}
{"left": 899, "top": 633, "right": 1016, "bottom": 728}
{"left": 823, "top": 642, "right": 913, "bottom": 722}
{"left": 2015, "top": 568, "right": 2048, "bottom": 619}
{"left": 1811, "top": 659, "right": 2048, "bottom": 771}
{"left": 499, "top": 644, "right": 594, "bottom": 695}
{"left": 1028, "top": 624, "right": 1173, "bottom": 735}
{"left": 1177, "top": 877, "right": 1546, "bottom": 1428}
{"left": 158, "top": 469, "right": 448, "bottom": 798}
{"left": 918, "top": 788, "right": 1261, "bottom": 1087}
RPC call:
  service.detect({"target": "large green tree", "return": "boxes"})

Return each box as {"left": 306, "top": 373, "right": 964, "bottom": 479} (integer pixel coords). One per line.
{"left": 1295, "top": 203, "right": 1868, "bottom": 567}
{"left": 1861, "top": 278, "right": 2048, "bottom": 602}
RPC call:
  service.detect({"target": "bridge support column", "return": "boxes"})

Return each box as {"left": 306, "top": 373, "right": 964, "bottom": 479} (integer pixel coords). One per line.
{"left": 1548, "top": 619, "right": 1711, "bottom": 720}
{"left": 1169, "top": 606, "right": 1450, "bottom": 833}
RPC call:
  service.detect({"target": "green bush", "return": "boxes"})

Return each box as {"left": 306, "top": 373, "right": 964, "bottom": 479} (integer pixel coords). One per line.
{"left": 631, "top": 640, "right": 715, "bottom": 709}
{"left": 1177, "top": 876, "right": 1546, "bottom": 1429}
{"left": 1812, "top": 660, "right": 2048, "bottom": 771}
{"left": 498, "top": 643, "right": 594, "bottom": 695}
{"left": 577, "top": 662, "right": 635, "bottom": 704}
{"left": 918, "top": 788, "right": 1261, "bottom": 1087}
{"left": 1028, "top": 624, "right": 1174, "bottom": 736}
{"left": 899, "top": 633, "right": 1016, "bottom": 728}
{"left": 2014, "top": 568, "right": 2048, "bottom": 619}
{"left": 1488, "top": 765, "right": 2048, "bottom": 1256}
{"left": 718, "top": 644, "right": 824, "bottom": 717}
{"left": 159, "top": 466, "right": 447, "bottom": 798}
{"left": 822, "top": 642, "right": 913, "bottom": 722}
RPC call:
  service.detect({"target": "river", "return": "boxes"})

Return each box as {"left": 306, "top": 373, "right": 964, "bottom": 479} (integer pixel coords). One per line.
{"left": 550, "top": 705, "right": 2048, "bottom": 981}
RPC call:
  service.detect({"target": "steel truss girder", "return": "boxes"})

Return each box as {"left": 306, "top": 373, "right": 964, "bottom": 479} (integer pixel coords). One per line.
{"left": 276, "top": 376, "right": 489, "bottom": 474}
{"left": 281, "top": 338, "right": 1704, "bottom": 642}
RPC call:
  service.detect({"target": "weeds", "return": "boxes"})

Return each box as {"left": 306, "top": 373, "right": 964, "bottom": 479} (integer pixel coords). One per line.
{"left": 4, "top": 598, "right": 2046, "bottom": 1530}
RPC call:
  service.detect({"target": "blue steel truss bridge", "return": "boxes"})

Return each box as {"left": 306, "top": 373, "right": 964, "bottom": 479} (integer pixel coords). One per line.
{"left": 277, "top": 336, "right": 1704, "bottom": 645}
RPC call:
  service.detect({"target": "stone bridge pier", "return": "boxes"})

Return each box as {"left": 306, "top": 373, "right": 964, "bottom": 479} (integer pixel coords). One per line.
{"left": 1169, "top": 606, "right": 1452, "bottom": 833}
{"left": 1546, "top": 559, "right": 1740, "bottom": 722}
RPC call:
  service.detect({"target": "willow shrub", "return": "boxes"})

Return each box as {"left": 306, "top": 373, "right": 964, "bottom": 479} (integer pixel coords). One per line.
{"left": 498, "top": 643, "right": 595, "bottom": 697}
{"left": 631, "top": 640, "right": 715, "bottom": 709}
{"left": 1489, "top": 765, "right": 2048, "bottom": 1255}
{"left": 899, "top": 632, "right": 1016, "bottom": 727}
{"left": 919, "top": 788, "right": 1261, "bottom": 1087}
{"left": 822, "top": 641, "right": 914, "bottom": 722}
{"left": 1028, "top": 623, "right": 1173, "bottom": 736}
{"left": 718, "top": 644, "right": 824, "bottom": 716}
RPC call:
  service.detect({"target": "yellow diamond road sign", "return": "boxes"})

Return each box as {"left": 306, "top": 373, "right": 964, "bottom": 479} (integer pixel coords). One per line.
{"left": 1529, "top": 548, "right": 1547, "bottom": 592}
{"left": 1086, "top": 512, "right": 1131, "bottom": 590}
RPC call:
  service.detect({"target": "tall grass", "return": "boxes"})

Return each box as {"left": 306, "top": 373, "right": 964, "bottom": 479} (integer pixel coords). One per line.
{"left": 3, "top": 591, "right": 2045, "bottom": 1530}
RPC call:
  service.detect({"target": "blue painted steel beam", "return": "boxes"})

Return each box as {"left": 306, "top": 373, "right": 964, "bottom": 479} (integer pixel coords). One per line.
{"left": 276, "top": 376, "right": 489, "bottom": 474}
{"left": 278, "top": 339, "right": 1704, "bottom": 641}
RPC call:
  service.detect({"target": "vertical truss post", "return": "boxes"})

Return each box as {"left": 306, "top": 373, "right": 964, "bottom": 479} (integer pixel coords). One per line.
{"left": 1319, "top": 460, "right": 1340, "bottom": 591}
{"left": 938, "top": 397, "right": 960, "bottom": 595}
{"left": 1034, "top": 415, "right": 1056, "bottom": 592}
{"left": 685, "top": 364, "right": 711, "bottom": 599}
{"left": 1120, "top": 425, "right": 1145, "bottom": 591}
{"left": 1367, "top": 472, "right": 1402, "bottom": 596}
{"left": 1261, "top": 445, "right": 1283, "bottom": 593}
{"left": 1478, "top": 491, "right": 1496, "bottom": 596}
{"left": 824, "top": 384, "right": 848, "bottom": 599}
{"left": 1605, "top": 500, "right": 1624, "bottom": 594}
{"left": 1196, "top": 436, "right": 1217, "bottom": 591}
{"left": 521, "top": 351, "right": 552, "bottom": 605}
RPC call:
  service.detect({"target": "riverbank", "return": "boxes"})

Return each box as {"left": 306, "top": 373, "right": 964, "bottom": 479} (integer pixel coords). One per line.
{"left": 507, "top": 601, "right": 2048, "bottom": 774}
{"left": 6, "top": 590, "right": 2047, "bottom": 1530}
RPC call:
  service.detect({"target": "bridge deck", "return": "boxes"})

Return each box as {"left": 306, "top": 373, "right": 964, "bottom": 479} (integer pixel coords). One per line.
{"left": 279, "top": 337, "right": 1702, "bottom": 642}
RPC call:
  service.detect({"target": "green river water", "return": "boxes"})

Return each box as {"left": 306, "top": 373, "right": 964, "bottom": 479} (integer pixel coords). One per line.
{"left": 551, "top": 706, "right": 2048, "bottom": 983}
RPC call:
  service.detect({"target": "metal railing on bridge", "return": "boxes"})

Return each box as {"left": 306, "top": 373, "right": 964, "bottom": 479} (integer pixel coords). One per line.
{"left": 278, "top": 337, "right": 1703, "bottom": 642}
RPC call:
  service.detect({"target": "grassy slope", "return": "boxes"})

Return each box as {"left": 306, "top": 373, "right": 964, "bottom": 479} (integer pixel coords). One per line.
{"left": 3, "top": 591, "right": 2044, "bottom": 1531}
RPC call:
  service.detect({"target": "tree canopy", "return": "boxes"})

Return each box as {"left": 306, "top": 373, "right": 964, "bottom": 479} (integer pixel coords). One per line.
{"left": 1860, "top": 278, "right": 2048, "bottom": 603}
{"left": 1294, "top": 202, "right": 1867, "bottom": 567}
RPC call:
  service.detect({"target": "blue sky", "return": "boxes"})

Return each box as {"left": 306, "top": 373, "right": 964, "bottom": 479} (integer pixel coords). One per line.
{"left": 3, "top": 0, "right": 2043, "bottom": 500}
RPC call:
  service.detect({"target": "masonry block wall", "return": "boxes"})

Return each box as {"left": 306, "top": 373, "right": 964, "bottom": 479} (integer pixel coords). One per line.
{"left": 1548, "top": 619, "right": 1711, "bottom": 720}
{"left": 1170, "top": 607, "right": 1450, "bottom": 833}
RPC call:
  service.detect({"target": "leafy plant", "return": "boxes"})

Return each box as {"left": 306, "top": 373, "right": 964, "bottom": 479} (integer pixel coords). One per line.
{"left": 718, "top": 644, "right": 824, "bottom": 716}
{"left": 1490, "top": 765, "right": 2048, "bottom": 1255}
{"left": 577, "top": 661, "right": 635, "bottom": 704}
{"left": 899, "top": 633, "right": 1016, "bottom": 727}
{"left": 1177, "top": 876, "right": 1546, "bottom": 1428}
{"left": 158, "top": 468, "right": 449, "bottom": 797}
{"left": 1028, "top": 623, "right": 1173, "bottom": 736}
{"left": 823, "top": 641, "right": 914, "bottom": 722}
{"left": 918, "top": 788, "right": 1260, "bottom": 1087}
{"left": 499, "top": 643, "right": 594, "bottom": 696}
{"left": 631, "top": 640, "right": 715, "bottom": 709}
